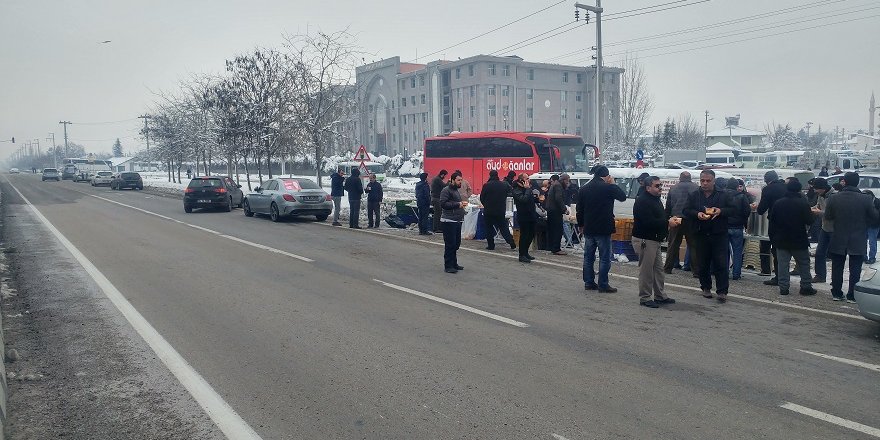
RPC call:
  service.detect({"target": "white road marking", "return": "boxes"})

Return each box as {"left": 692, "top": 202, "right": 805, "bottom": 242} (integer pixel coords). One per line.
{"left": 780, "top": 402, "right": 880, "bottom": 438}
{"left": 551, "top": 434, "right": 571, "bottom": 440}
{"left": 796, "top": 349, "right": 880, "bottom": 373}
{"left": 373, "top": 279, "right": 529, "bottom": 328}
{"left": 85, "top": 193, "right": 312, "bottom": 262}
{"left": 5, "top": 180, "right": 264, "bottom": 440}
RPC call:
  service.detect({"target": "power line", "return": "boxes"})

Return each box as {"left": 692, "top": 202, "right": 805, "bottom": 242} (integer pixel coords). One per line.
{"left": 604, "top": 0, "right": 712, "bottom": 22}
{"left": 404, "top": 0, "right": 566, "bottom": 63}
{"left": 604, "top": 0, "right": 687, "bottom": 17}
{"left": 488, "top": 21, "right": 583, "bottom": 57}
{"left": 69, "top": 118, "right": 140, "bottom": 125}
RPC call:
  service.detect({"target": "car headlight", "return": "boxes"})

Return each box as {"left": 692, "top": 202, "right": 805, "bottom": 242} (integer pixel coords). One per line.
{"left": 862, "top": 266, "right": 878, "bottom": 282}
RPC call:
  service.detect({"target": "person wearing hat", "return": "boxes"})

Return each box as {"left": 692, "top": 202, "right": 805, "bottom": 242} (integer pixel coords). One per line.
{"left": 636, "top": 172, "right": 650, "bottom": 198}
{"left": 479, "top": 170, "right": 516, "bottom": 250}
{"left": 756, "top": 170, "right": 787, "bottom": 283}
{"left": 824, "top": 172, "right": 879, "bottom": 301}
{"left": 577, "top": 165, "right": 627, "bottom": 292}
{"left": 725, "top": 177, "right": 752, "bottom": 280}
{"left": 546, "top": 173, "right": 571, "bottom": 255}
{"left": 769, "top": 179, "right": 817, "bottom": 296}
{"left": 415, "top": 172, "right": 432, "bottom": 235}
{"left": 810, "top": 177, "right": 834, "bottom": 282}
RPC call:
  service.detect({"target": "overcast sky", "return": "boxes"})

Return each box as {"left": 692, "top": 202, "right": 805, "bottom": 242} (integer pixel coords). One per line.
{"left": 1, "top": 0, "right": 878, "bottom": 159}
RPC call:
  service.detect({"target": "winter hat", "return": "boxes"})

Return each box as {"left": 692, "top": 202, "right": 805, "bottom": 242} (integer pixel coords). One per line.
{"left": 726, "top": 178, "right": 739, "bottom": 190}
{"left": 506, "top": 170, "right": 516, "bottom": 180}
{"left": 488, "top": 170, "right": 499, "bottom": 179}
{"left": 591, "top": 165, "right": 610, "bottom": 178}
{"left": 419, "top": 172, "right": 428, "bottom": 180}
{"left": 786, "top": 179, "right": 802, "bottom": 193}
{"left": 844, "top": 172, "right": 860, "bottom": 187}
{"left": 764, "top": 170, "right": 779, "bottom": 184}
{"left": 637, "top": 172, "right": 650, "bottom": 182}
{"left": 812, "top": 177, "right": 830, "bottom": 190}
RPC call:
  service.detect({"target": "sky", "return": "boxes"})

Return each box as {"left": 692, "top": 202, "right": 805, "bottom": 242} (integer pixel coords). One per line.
{"left": 1, "top": 0, "right": 878, "bottom": 160}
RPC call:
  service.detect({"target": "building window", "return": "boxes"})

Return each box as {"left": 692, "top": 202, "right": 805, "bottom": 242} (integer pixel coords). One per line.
{"left": 369, "top": 119, "right": 373, "bottom": 129}
{"left": 403, "top": 116, "right": 407, "bottom": 125}
{"left": 502, "top": 105, "right": 509, "bottom": 117}
{"left": 422, "top": 113, "right": 427, "bottom": 123}
{"left": 741, "top": 136, "right": 752, "bottom": 145}
{"left": 369, "top": 104, "right": 374, "bottom": 112}
{"left": 456, "top": 88, "right": 462, "bottom": 100}
{"left": 470, "top": 85, "right": 475, "bottom": 97}
{"left": 469, "top": 65, "right": 474, "bottom": 76}
{"left": 411, "top": 77, "right": 416, "bottom": 88}
{"left": 576, "top": 109, "right": 582, "bottom": 119}
{"left": 411, "top": 96, "right": 415, "bottom": 106}
{"left": 576, "top": 92, "right": 582, "bottom": 102}
{"left": 502, "top": 65, "right": 510, "bottom": 76}
{"left": 488, "top": 64, "right": 496, "bottom": 75}
{"left": 470, "top": 125, "right": 475, "bottom": 132}
{"left": 561, "top": 91, "right": 567, "bottom": 102}
{"left": 404, "top": 132, "right": 408, "bottom": 142}
{"left": 413, "top": 131, "right": 416, "bottom": 142}
{"left": 411, "top": 114, "right": 415, "bottom": 124}
{"left": 561, "top": 109, "right": 567, "bottom": 119}
{"left": 391, "top": 100, "right": 395, "bottom": 109}
{"left": 392, "top": 133, "right": 395, "bottom": 143}
{"left": 455, "top": 68, "right": 461, "bottom": 79}
{"left": 576, "top": 126, "right": 582, "bottom": 135}
{"left": 488, "top": 85, "right": 496, "bottom": 96}
{"left": 488, "top": 105, "right": 496, "bottom": 116}
{"left": 489, "top": 124, "right": 496, "bottom": 131}
{"left": 402, "top": 98, "right": 406, "bottom": 107}
{"left": 502, "top": 86, "right": 510, "bottom": 97}
{"left": 457, "top": 107, "right": 462, "bottom": 119}
{"left": 562, "top": 72, "right": 569, "bottom": 83}
{"left": 470, "top": 106, "right": 475, "bottom": 117}
{"left": 577, "top": 73, "right": 583, "bottom": 84}
{"left": 528, "top": 69, "right": 534, "bottom": 80}
{"left": 527, "top": 108, "right": 533, "bottom": 118}
{"left": 392, "top": 117, "right": 396, "bottom": 127}
{"left": 562, "top": 127, "right": 567, "bottom": 134}
{"left": 526, "top": 88, "right": 533, "bottom": 99}
{"left": 421, "top": 94, "right": 426, "bottom": 104}
{"left": 419, "top": 75, "right": 425, "bottom": 86}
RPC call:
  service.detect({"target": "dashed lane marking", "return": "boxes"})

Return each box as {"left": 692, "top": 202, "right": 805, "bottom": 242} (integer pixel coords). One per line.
{"left": 796, "top": 349, "right": 880, "bottom": 373}
{"left": 781, "top": 402, "right": 880, "bottom": 438}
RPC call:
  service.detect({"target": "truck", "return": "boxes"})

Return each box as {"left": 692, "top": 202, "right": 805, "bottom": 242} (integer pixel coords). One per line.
{"left": 62, "top": 158, "right": 113, "bottom": 182}
{"left": 659, "top": 149, "right": 706, "bottom": 168}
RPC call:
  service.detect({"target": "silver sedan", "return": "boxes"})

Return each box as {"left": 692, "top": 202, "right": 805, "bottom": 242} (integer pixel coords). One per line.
{"left": 243, "top": 178, "right": 333, "bottom": 222}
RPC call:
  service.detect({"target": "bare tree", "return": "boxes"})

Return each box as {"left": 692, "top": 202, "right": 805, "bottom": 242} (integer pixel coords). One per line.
{"left": 676, "top": 114, "right": 704, "bottom": 149}
{"left": 618, "top": 55, "right": 654, "bottom": 147}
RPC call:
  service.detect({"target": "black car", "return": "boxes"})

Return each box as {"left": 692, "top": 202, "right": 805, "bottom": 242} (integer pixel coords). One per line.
{"left": 183, "top": 176, "right": 243, "bottom": 213}
{"left": 110, "top": 172, "right": 144, "bottom": 190}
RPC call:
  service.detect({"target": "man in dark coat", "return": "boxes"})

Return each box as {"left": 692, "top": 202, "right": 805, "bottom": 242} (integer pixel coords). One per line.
{"left": 364, "top": 174, "right": 383, "bottom": 228}
{"left": 770, "top": 179, "right": 816, "bottom": 296}
{"left": 632, "top": 176, "right": 677, "bottom": 308}
{"left": 414, "top": 172, "right": 432, "bottom": 235}
{"left": 503, "top": 170, "right": 517, "bottom": 190}
{"left": 824, "top": 172, "right": 879, "bottom": 302}
{"left": 683, "top": 169, "right": 735, "bottom": 303}
{"left": 576, "top": 165, "right": 627, "bottom": 292}
{"left": 479, "top": 170, "right": 515, "bottom": 250}
{"left": 330, "top": 168, "right": 345, "bottom": 226}
{"left": 439, "top": 172, "right": 467, "bottom": 273}
{"left": 344, "top": 168, "right": 364, "bottom": 229}
{"left": 726, "top": 177, "right": 752, "bottom": 280}
{"left": 545, "top": 173, "right": 570, "bottom": 255}
{"left": 664, "top": 171, "right": 698, "bottom": 273}
{"left": 756, "top": 170, "right": 787, "bottom": 283}
{"left": 511, "top": 173, "right": 538, "bottom": 263}
{"left": 635, "top": 172, "right": 650, "bottom": 198}
{"left": 430, "top": 169, "right": 449, "bottom": 233}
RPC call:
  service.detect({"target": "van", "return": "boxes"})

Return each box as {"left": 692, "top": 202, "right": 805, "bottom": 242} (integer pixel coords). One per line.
{"left": 337, "top": 161, "right": 386, "bottom": 182}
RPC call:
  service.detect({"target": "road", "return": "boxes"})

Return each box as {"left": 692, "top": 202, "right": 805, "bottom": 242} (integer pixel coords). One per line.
{"left": 1, "top": 173, "right": 879, "bottom": 439}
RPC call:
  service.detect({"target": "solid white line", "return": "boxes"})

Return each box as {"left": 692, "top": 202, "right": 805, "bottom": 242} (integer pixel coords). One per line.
{"left": 6, "top": 180, "right": 263, "bottom": 440}
{"left": 551, "top": 434, "right": 571, "bottom": 440}
{"left": 90, "top": 193, "right": 176, "bottom": 221}
{"left": 373, "top": 279, "right": 529, "bottom": 328}
{"left": 796, "top": 349, "right": 880, "bottom": 373}
{"left": 781, "top": 402, "right": 880, "bottom": 438}
{"left": 219, "top": 234, "right": 314, "bottom": 262}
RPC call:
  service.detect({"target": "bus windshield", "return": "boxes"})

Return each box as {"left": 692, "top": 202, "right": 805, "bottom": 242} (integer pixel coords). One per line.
{"left": 551, "top": 137, "right": 588, "bottom": 172}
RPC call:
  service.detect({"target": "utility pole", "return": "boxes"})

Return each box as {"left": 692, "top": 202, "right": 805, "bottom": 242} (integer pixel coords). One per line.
{"left": 805, "top": 121, "right": 813, "bottom": 150}
{"left": 576, "top": 1, "right": 603, "bottom": 160}
{"left": 704, "top": 110, "right": 711, "bottom": 147}
{"left": 138, "top": 115, "right": 151, "bottom": 171}
{"left": 47, "top": 133, "right": 57, "bottom": 168}
{"left": 34, "top": 139, "right": 41, "bottom": 168}
{"left": 59, "top": 121, "right": 71, "bottom": 160}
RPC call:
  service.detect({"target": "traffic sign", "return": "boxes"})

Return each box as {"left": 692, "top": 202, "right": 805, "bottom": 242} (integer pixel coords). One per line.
{"left": 358, "top": 162, "right": 370, "bottom": 176}
{"left": 353, "top": 145, "right": 371, "bottom": 162}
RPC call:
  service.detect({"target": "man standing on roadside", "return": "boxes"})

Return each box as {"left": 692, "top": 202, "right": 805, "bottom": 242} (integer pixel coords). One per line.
{"left": 415, "top": 172, "right": 432, "bottom": 235}
{"left": 431, "top": 169, "right": 449, "bottom": 233}
{"left": 757, "top": 170, "right": 787, "bottom": 284}
{"left": 480, "top": 170, "right": 516, "bottom": 250}
{"left": 364, "top": 174, "right": 383, "bottom": 228}
{"left": 632, "top": 176, "right": 678, "bottom": 308}
{"left": 440, "top": 172, "right": 468, "bottom": 273}
{"left": 683, "top": 169, "right": 734, "bottom": 303}
{"left": 770, "top": 179, "right": 817, "bottom": 296}
{"left": 725, "top": 178, "right": 752, "bottom": 280}
{"left": 664, "top": 171, "right": 698, "bottom": 274}
{"left": 344, "top": 168, "right": 364, "bottom": 229}
{"left": 810, "top": 178, "right": 834, "bottom": 283}
{"left": 330, "top": 168, "right": 345, "bottom": 226}
{"left": 546, "top": 173, "right": 570, "bottom": 255}
{"left": 824, "top": 172, "right": 879, "bottom": 302}
{"left": 456, "top": 169, "right": 474, "bottom": 199}
{"left": 577, "top": 165, "right": 627, "bottom": 293}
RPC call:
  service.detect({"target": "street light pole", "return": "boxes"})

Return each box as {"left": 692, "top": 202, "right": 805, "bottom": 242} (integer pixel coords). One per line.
{"left": 575, "top": 1, "right": 603, "bottom": 160}
{"left": 47, "top": 132, "right": 57, "bottom": 168}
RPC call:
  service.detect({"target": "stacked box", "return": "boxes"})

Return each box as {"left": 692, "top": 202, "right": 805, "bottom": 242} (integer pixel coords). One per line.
{"left": 611, "top": 218, "right": 635, "bottom": 241}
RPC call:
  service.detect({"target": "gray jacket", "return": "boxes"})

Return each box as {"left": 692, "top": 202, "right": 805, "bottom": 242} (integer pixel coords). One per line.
{"left": 824, "top": 186, "right": 879, "bottom": 256}
{"left": 665, "top": 180, "right": 698, "bottom": 218}
{"left": 439, "top": 184, "right": 466, "bottom": 222}
{"left": 546, "top": 181, "right": 567, "bottom": 212}
{"left": 816, "top": 189, "right": 836, "bottom": 232}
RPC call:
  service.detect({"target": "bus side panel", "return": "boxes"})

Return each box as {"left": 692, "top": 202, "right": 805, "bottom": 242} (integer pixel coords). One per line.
{"left": 470, "top": 159, "right": 486, "bottom": 195}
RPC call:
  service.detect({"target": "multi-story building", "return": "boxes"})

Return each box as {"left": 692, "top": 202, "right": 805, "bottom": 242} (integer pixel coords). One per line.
{"left": 354, "top": 55, "right": 622, "bottom": 157}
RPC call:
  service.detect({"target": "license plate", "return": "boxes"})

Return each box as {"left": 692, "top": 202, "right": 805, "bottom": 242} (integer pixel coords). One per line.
{"left": 198, "top": 199, "right": 210, "bottom": 203}
{"left": 302, "top": 196, "right": 318, "bottom": 201}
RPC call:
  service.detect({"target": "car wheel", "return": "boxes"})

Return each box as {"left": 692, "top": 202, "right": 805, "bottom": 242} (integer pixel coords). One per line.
{"left": 315, "top": 214, "right": 328, "bottom": 222}
{"left": 243, "top": 200, "right": 254, "bottom": 217}
{"left": 184, "top": 205, "right": 193, "bottom": 213}
{"left": 224, "top": 196, "right": 232, "bottom": 212}
{"left": 270, "top": 203, "right": 281, "bottom": 222}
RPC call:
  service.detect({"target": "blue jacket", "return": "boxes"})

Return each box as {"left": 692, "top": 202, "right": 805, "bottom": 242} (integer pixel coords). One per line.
{"left": 330, "top": 172, "right": 345, "bottom": 197}
{"left": 365, "top": 181, "right": 383, "bottom": 203}
{"left": 415, "top": 180, "right": 431, "bottom": 206}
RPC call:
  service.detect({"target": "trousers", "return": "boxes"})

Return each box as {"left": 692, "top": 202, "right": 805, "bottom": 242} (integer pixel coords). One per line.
{"left": 632, "top": 237, "right": 667, "bottom": 302}
{"left": 484, "top": 213, "right": 513, "bottom": 248}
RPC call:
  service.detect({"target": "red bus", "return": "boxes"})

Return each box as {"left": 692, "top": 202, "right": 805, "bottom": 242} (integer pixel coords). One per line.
{"left": 423, "top": 131, "right": 591, "bottom": 194}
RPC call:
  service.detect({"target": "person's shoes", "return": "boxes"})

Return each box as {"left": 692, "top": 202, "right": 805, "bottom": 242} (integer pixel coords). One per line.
{"left": 682, "top": 266, "right": 691, "bottom": 272}
{"left": 526, "top": 255, "right": 536, "bottom": 260}
{"left": 731, "top": 276, "right": 741, "bottom": 280}
{"left": 692, "top": 273, "right": 700, "bottom": 278}
{"left": 454, "top": 265, "right": 464, "bottom": 271}
{"left": 444, "top": 267, "right": 458, "bottom": 274}
{"left": 763, "top": 277, "right": 778, "bottom": 286}
{"left": 640, "top": 300, "right": 659, "bottom": 308}
{"left": 832, "top": 295, "right": 844, "bottom": 301}
{"left": 810, "top": 276, "right": 826, "bottom": 283}
{"left": 655, "top": 297, "right": 676, "bottom": 305}
{"left": 663, "top": 269, "right": 673, "bottom": 274}
{"left": 551, "top": 250, "right": 568, "bottom": 255}
{"left": 702, "top": 289, "right": 714, "bottom": 298}
{"left": 598, "top": 286, "right": 618, "bottom": 293}
{"left": 868, "top": 259, "right": 877, "bottom": 264}
{"left": 759, "top": 272, "right": 772, "bottom": 277}
{"left": 846, "top": 294, "right": 856, "bottom": 303}
{"left": 779, "top": 289, "right": 790, "bottom": 296}
{"left": 486, "top": 245, "right": 495, "bottom": 250}
{"left": 717, "top": 293, "right": 728, "bottom": 303}
{"left": 367, "top": 224, "right": 373, "bottom": 228}
{"left": 799, "top": 286, "right": 817, "bottom": 296}
{"left": 509, "top": 242, "right": 517, "bottom": 250}
{"left": 332, "top": 222, "right": 342, "bottom": 226}
{"left": 584, "top": 284, "right": 598, "bottom": 291}
{"left": 674, "top": 264, "right": 683, "bottom": 270}
{"left": 518, "top": 256, "right": 532, "bottom": 263}
{"left": 790, "top": 269, "right": 799, "bottom": 275}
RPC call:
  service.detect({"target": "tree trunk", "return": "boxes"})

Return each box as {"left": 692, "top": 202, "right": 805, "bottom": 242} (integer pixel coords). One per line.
{"left": 243, "top": 152, "right": 252, "bottom": 191}
{"left": 266, "top": 145, "right": 273, "bottom": 179}
{"left": 167, "top": 159, "right": 172, "bottom": 182}
{"left": 202, "top": 150, "right": 209, "bottom": 176}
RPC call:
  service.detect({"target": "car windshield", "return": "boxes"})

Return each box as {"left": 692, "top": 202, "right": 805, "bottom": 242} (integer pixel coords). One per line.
{"left": 97, "top": 171, "right": 112, "bottom": 176}
{"left": 281, "top": 178, "right": 320, "bottom": 190}
{"left": 43, "top": 169, "right": 57, "bottom": 172}
{"left": 122, "top": 173, "right": 140, "bottom": 178}
{"left": 187, "top": 178, "right": 221, "bottom": 188}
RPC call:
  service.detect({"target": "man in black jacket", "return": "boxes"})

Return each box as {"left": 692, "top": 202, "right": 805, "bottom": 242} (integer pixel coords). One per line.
{"left": 330, "top": 168, "right": 345, "bottom": 226}
{"left": 415, "top": 173, "right": 432, "bottom": 235}
{"left": 770, "top": 179, "right": 817, "bottom": 296}
{"left": 546, "top": 173, "right": 570, "bottom": 255}
{"left": 439, "top": 172, "right": 467, "bottom": 273}
{"left": 577, "top": 166, "right": 627, "bottom": 292}
{"left": 364, "top": 173, "right": 383, "bottom": 228}
{"left": 632, "top": 176, "right": 678, "bottom": 308}
{"left": 824, "top": 172, "right": 879, "bottom": 302}
{"left": 344, "top": 168, "right": 364, "bottom": 229}
{"left": 683, "top": 169, "right": 735, "bottom": 302}
{"left": 479, "top": 170, "right": 515, "bottom": 250}
{"left": 430, "top": 170, "right": 448, "bottom": 233}
{"left": 726, "top": 178, "right": 752, "bottom": 280}
{"left": 757, "top": 170, "right": 786, "bottom": 283}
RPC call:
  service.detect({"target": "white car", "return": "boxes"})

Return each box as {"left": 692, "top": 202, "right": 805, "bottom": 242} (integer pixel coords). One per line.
{"left": 90, "top": 171, "right": 114, "bottom": 186}
{"left": 854, "top": 262, "right": 880, "bottom": 322}
{"left": 9, "top": 168, "right": 19, "bottom": 174}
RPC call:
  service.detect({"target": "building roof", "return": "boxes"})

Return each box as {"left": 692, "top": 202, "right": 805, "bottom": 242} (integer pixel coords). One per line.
{"left": 399, "top": 63, "right": 425, "bottom": 74}
{"left": 706, "top": 125, "right": 765, "bottom": 137}
{"left": 706, "top": 142, "right": 734, "bottom": 152}
{"left": 108, "top": 156, "right": 136, "bottom": 166}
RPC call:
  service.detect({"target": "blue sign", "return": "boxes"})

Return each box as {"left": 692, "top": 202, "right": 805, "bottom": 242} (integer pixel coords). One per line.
{"left": 635, "top": 149, "right": 644, "bottom": 160}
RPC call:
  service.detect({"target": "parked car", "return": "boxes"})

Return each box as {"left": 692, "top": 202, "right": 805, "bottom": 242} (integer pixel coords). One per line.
{"left": 824, "top": 173, "right": 880, "bottom": 190}
{"left": 41, "top": 168, "right": 61, "bottom": 181}
{"left": 183, "top": 176, "right": 243, "bottom": 213}
{"left": 853, "top": 262, "right": 880, "bottom": 323}
{"left": 90, "top": 171, "right": 114, "bottom": 186}
{"left": 110, "top": 172, "right": 144, "bottom": 190}
{"left": 9, "top": 168, "right": 19, "bottom": 174}
{"left": 61, "top": 164, "right": 77, "bottom": 180}
{"left": 243, "top": 177, "right": 332, "bottom": 222}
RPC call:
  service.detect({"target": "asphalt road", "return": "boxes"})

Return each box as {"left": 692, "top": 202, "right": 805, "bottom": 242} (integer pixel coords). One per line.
{"left": 2, "top": 173, "right": 879, "bottom": 440}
